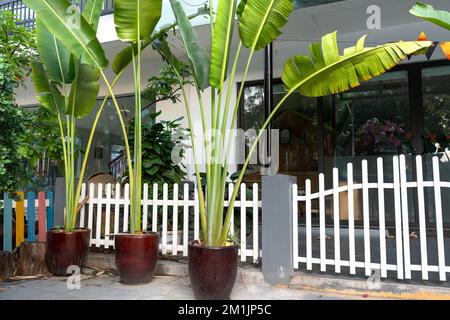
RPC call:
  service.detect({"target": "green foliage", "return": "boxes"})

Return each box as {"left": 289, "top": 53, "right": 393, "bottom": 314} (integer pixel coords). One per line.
{"left": 128, "top": 112, "right": 188, "bottom": 186}
{"left": 26, "top": 0, "right": 105, "bottom": 231}
{"left": 281, "top": 32, "right": 432, "bottom": 97}
{"left": 142, "top": 62, "right": 192, "bottom": 111}
{"left": 410, "top": 2, "right": 450, "bottom": 31}
{"left": 23, "top": 0, "right": 108, "bottom": 69}
{"left": 167, "top": 0, "right": 433, "bottom": 246}
{"left": 0, "top": 11, "right": 36, "bottom": 199}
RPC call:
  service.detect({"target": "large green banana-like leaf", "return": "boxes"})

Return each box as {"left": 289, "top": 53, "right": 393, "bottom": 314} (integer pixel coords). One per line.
{"left": 114, "top": 0, "right": 162, "bottom": 43}
{"left": 152, "top": 36, "right": 184, "bottom": 73}
{"left": 36, "top": 18, "right": 75, "bottom": 84}
{"left": 82, "top": 0, "right": 104, "bottom": 32}
{"left": 170, "top": 0, "right": 210, "bottom": 90}
{"left": 112, "top": 6, "right": 209, "bottom": 75}
{"left": 209, "top": 0, "right": 236, "bottom": 88}
{"left": 238, "top": 0, "right": 293, "bottom": 51}
{"left": 31, "top": 60, "right": 65, "bottom": 115}
{"left": 282, "top": 32, "right": 432, "bottom": 97}
{"left": 67, "top": 61, "right": 100, "bottom": 118}
{"left": 410, "top": 2, "right": 450, "bottom": 31}
{"left": 23, "top": 0, "right": 108, "bottom": 69}
{"left": 236, "top": 0, "right": 248, "bottom": 17}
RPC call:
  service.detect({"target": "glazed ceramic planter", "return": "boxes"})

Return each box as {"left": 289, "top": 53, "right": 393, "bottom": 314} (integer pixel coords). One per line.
{"left": 114, "top": 232, "right": 159, "bottom": 285}
{"left": 46, "top": 228, "right": 90, "bottom": 276}
{"left": 188, "top": 241, "right": 239, "bottom": 300}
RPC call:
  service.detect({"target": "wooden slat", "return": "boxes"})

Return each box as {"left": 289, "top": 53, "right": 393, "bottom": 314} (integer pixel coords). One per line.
{"left": 38, "top": 192, "right": 46, "bottom": 242}
{"left": 393, "top": 156, "right": 404, "bottom": 280}
{"left": 46, "top": 191, "right": 54, "bottom": 230}
{"left": 377, "top": 158, "right": 387, "bottom": 278}
{"left": 114, "top": 183, "right": 121, "bottom": 237}
{"left": 229, "top": 183, "right": 235, "bottom": 236}
{"left": 399, "top": 155, "right": 411, "bottom": 279}
{"left": 104, "top": 184, "right": 112, "bottom": 249}
{"left": 432, "top": 156, "right": 446, "bottom": 281}
{"left": 292, "top": 184, "right": 299, "bottom": 269}
{"left": 87, "top": 183, "right": 95, "bottom": 243}
{"left": 362, "top": 160, "right": 371, "bottom": 277}
{"left": 240, "top": 183, "right": 247, "bottom": 262}
{"left": 27, "top": 192, "right": 36, "bottom": 242}
{"left": 319, "top": 174, "right": 326, "bottom": 272}
{"left": 415, "top": 155, "right": 429, "bottom": 280}
{"left": 252, "top": 183, "right": 259, "bottom": 263}
{"left": 333, "top": 168, "right": 341, "bottom": 273}
{"left": 95, "top": 184, "right": 103, "bottom": 248}
{"left": 143, "top": 183, "right": 149, "bottom": 231}
{"left": 162, "top": 183, "right": 169, "bottom": 255}
{"left": 152, "top": 184, "right": 158, "bottom": 233}
{"left": 3, "top": 193, "right": 13, "bottom": 252}
{"left": 15, "top": 192, "right": 25, "bottom": 247}
{"left": 194, "top": 186, "right": 199, "bottom": 241}
{"left": 306, "top": 179, "right": 312, "bottom": 270}
{"left": 123, "top": 184, "right": 129, "bottom": 232}
{"left": 347, "top": 163, "right": 356, "bottom": 275}
{"left": 79, "top": 184, "right": 86, "bottom": 228}
{"left": 183, "top": 183, "right": 189, "bottom": 256}
{"left": 172, "top": 183, "right": 179, "bottom": 256}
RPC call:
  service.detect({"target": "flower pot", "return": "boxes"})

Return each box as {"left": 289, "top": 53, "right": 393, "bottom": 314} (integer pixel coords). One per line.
{"left": 114, "top": 232, "right": 159, "bottom": 285}
{"left": 188, "top": 241, "right": 239, "bottom": 300}
{"left": 46, "top": 228, "right": 91, "bottom": 276}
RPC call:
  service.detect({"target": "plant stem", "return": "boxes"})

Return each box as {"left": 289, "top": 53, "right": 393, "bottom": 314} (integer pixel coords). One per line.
{"left": 99, "top": 70, "right": 134, "bottom": 225}
{"left": 72, "top": 71, "right": 125, "bottom": 229}
{"left": 219, "top": 88, "right": 296, "bottom": 243}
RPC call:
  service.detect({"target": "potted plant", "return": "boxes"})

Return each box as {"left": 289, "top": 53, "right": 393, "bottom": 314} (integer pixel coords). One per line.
{"left": 24, "top": 0, "right": 208, "bottom": 282}
{"left": 28, "top": 1, "right": 108, "bottom": 274}
{"left": 160, "top": 0, "right": 432, "bottom": 299}
{"left": 111, "top": 0, "right": 205, "bottom": 285}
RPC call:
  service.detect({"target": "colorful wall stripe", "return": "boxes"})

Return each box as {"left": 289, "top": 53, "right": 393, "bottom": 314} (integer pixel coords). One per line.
{"left": 46, "top": 191, "right": 54, "bottom": 230}
{"left": 15, "top": 192, "right": 24, "bottom": 247}
{"left": 38, "top": 192, "right": 46, "bottom": 242}
{"left": 1, "top": 191, "right": 54, "bottom": 252}
{"left": 3, "top": 193, "right": 12, "bottom": 252}
{"left": 27, "top": 192, "right": 36, "bottom": 242}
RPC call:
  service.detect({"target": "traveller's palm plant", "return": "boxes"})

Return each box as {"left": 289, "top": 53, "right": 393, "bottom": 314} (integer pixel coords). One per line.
{"left": 24, "top": 0, "right": 205, "bottom": 233}
{"left": 155, "top": 0, "right": 432, "bottom": 246}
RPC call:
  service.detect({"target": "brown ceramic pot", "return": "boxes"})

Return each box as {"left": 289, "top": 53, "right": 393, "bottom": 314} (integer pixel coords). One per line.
{"left": 114, "top": 232, "right": 159, "bottom": 285}
{"left": 188, "top": 241, "right": 239, "bottom": 300}
{"left": 46, "top": 228, "right": 91, "bottom": 276}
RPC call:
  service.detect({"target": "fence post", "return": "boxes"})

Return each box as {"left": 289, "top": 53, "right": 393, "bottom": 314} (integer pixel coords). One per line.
{"left": 261, "top": 174, "right": 296, "bottom": 286}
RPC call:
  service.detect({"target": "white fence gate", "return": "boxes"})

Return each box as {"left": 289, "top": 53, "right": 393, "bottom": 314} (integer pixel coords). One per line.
{"left": 293, "top": 155, "right": 450, "bottom": 282}
{"left": 77, "top": 183, "right": 261, "bottom": 263}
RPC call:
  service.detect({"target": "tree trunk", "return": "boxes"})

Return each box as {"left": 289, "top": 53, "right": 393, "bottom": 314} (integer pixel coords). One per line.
{"left": 0, "top": 251, "right": 17, "bottom": 281}
{"left": 15, "top": 242, "right": 49, "bottom": 276}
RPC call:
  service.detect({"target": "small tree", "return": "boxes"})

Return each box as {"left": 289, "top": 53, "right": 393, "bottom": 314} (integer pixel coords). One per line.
{"left": 0, "top": 11, "right": 36, "bottom": 198}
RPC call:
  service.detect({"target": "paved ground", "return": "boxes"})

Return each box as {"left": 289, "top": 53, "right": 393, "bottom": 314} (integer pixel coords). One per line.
{"left": 0, "top": 272, "right": 369, "bottom": 300}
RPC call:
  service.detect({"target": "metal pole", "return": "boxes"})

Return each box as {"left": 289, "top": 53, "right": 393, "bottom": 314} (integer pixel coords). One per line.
{"left": 264, "top": 42, "right": 274, "bottom": 165}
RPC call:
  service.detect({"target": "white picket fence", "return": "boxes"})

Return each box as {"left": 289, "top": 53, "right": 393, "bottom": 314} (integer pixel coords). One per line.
{"left": 77, "top": 182, "right": 262, "bottom": 263}
{"left": 293, "top": 155, "right": 450, "bottom": 281}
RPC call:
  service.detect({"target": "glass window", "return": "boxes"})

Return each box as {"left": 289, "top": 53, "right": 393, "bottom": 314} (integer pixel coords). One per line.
{"left": 239, "top": 82, "right": 319, "bottom": 186}
{"left": 422, "top": 66, "right": 450, "bottom": 154}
